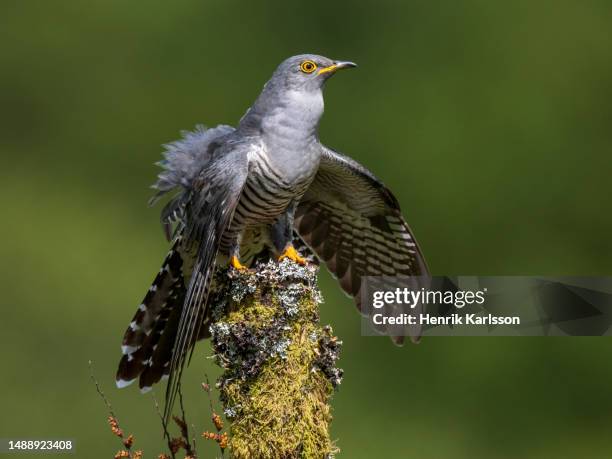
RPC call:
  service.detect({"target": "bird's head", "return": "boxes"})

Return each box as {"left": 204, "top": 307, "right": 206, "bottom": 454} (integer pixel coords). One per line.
{"left": 271, "top": 54, "right": 357, "bottom": 92}
{"left": 240, "top": 54, "right": 357, "bottom": 134}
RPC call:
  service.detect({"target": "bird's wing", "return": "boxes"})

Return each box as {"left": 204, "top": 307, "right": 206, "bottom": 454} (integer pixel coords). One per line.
{"left": 149, "top": 124, "right": 236, "bottom": 240}
{"left": 164, "top": 144, "right": 249, "bottom": 422}
{"left": 295, "top": 145, "right": 429, "bottom": 344}
{"left": 150, "top": 124, "right": 235, "bottom": 205}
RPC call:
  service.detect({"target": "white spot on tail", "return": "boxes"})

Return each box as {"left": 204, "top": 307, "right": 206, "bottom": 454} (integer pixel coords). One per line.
{"left": 129, "top": 321, "right": 141, "bottom": 331}
{"left": 149, "top": 284, "right": 158, "bottom": 292}
{"left": 138, "top": 303, "right": 146, "bottom": 312}
{"left": 116, "top": 378, "right": 136, "bottom": 389}
{"left": 140, "top": 385, "right": 152, "bottom": 394}
{"left": 122, "top": 345, "right": 139, "bottom": 355}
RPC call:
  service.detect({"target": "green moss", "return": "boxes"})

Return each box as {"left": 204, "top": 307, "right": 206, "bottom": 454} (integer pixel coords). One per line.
{"left": 210, "top": 260, "right": 342, "bottom": 458}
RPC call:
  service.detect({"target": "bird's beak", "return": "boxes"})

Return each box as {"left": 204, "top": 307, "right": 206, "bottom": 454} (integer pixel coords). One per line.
{"left": 318, "top": 61, "right": 358, "bottom": 76}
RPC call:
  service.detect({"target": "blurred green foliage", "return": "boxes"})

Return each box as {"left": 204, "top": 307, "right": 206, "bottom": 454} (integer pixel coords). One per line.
{"left": 1, "top": 0, "right": 612, "bottom": 457}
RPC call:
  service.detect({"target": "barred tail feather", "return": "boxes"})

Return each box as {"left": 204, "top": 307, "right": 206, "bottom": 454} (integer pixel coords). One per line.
{"left": 137, "top": 286, "right": 184, "bottom": 391}
{"left": 116, "top": 240, "right": 185, "bottom": 390}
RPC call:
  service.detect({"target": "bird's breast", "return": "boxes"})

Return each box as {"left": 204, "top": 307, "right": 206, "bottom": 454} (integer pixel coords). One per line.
{"left": 229, "top": 147, "right": 318, "bottom": 230}
{"left": 251, "top": 146, "right": 319, "bottom": 201}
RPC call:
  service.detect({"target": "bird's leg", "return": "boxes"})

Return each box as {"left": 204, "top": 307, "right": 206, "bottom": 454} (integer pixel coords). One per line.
{"left": 229, "top": 232, "right": 248, "bottom": 271}
{"left": 272, "top": 201, "right": 307, "bottom": 265}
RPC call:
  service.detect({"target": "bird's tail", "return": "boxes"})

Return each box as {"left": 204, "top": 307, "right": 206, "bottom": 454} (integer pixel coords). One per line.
{"left": 116, "top": 239, "right": 186, "bottom": 393}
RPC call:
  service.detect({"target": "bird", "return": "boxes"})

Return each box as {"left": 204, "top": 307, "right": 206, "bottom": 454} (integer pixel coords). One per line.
{"left": 116, "top": 54, "right": 429, "bottom": 418}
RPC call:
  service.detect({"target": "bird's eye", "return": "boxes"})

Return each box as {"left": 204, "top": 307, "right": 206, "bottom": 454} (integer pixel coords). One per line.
{"left": 300, "top": 60, "right": 317, "bottom": 74}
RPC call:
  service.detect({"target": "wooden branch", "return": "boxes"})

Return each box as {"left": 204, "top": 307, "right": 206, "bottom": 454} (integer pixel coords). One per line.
{"left": 209, "top": 260, "right": 343, "bottom": 458}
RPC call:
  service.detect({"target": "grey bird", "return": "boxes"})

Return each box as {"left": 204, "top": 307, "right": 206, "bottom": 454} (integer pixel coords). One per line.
{"left": 116, "top": 54, "right": 429, "bottom": 417}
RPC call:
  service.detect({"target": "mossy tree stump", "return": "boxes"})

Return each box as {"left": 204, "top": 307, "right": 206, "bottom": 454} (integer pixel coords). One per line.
{"left": 209, "top": 259, "right": 343, "bottom": 458}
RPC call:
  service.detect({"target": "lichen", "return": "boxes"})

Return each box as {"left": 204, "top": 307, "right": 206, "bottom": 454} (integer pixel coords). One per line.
{"left": 210, "top": 259, "right": 342, "bottom": 458}
{"left": 314, "top": 326, "right": 344, "bottom": 388}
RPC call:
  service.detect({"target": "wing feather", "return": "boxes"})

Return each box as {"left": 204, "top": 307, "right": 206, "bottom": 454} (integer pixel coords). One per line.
{"left": 296, "top": 146, "right": 429, "bottom": 344}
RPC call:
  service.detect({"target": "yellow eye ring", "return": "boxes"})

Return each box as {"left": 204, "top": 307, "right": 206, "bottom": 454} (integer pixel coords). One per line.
{"left": 300, "top": 60, "right": 317, "bottom": 74}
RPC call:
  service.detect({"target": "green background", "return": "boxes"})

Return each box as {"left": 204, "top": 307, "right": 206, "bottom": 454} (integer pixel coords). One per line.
{"left": 2, "top": 1, "right": 612, "bottom": 457}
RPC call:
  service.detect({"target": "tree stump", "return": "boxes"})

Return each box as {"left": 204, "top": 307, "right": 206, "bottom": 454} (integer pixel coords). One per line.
{"left": 209, "top": 259, "right": 343, "bottom": 458}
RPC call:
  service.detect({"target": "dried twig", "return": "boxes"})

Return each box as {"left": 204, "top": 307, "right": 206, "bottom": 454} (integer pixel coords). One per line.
{"left": 89, "top": 360, "right": 143, "bottom": 458}
{"left": 177, "top": 383, "right": 196, "bottom": 457}
{"left": 200, "top": 375, "right": 226, "bottom": 457}
{"left": 151, "top": 390, "right": 176, "bottom": 459}
{"left": 88, "top": 360, "right": 118, "bottom": 420}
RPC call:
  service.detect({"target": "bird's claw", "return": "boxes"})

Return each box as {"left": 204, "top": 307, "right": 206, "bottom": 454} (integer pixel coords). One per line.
{"left": 278, "top": 245, "right": 307, "bottom": 265}
{"left": 230, "top": 255, "right": 248, "bottom": 271}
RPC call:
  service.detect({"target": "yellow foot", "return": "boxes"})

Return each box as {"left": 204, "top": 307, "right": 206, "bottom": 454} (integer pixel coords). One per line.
{"left": 230, "top": 255, "right": 248, "bottom": 271}
{"left": 278, "top": 245, "right": 307, "bottom": 265}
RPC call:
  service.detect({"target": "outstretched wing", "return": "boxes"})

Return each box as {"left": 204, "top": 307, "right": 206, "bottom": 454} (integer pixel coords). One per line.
{"left": 295, "top": 146, "right": 429, "bottom": 344}
{"left": 164, "top": 146, "right": 249, "bottom": 421}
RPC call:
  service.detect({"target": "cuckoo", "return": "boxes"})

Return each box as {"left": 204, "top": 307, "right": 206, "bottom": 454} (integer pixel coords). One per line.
{"left": 116, "top": 54, "right": 429, "bottom": 415}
